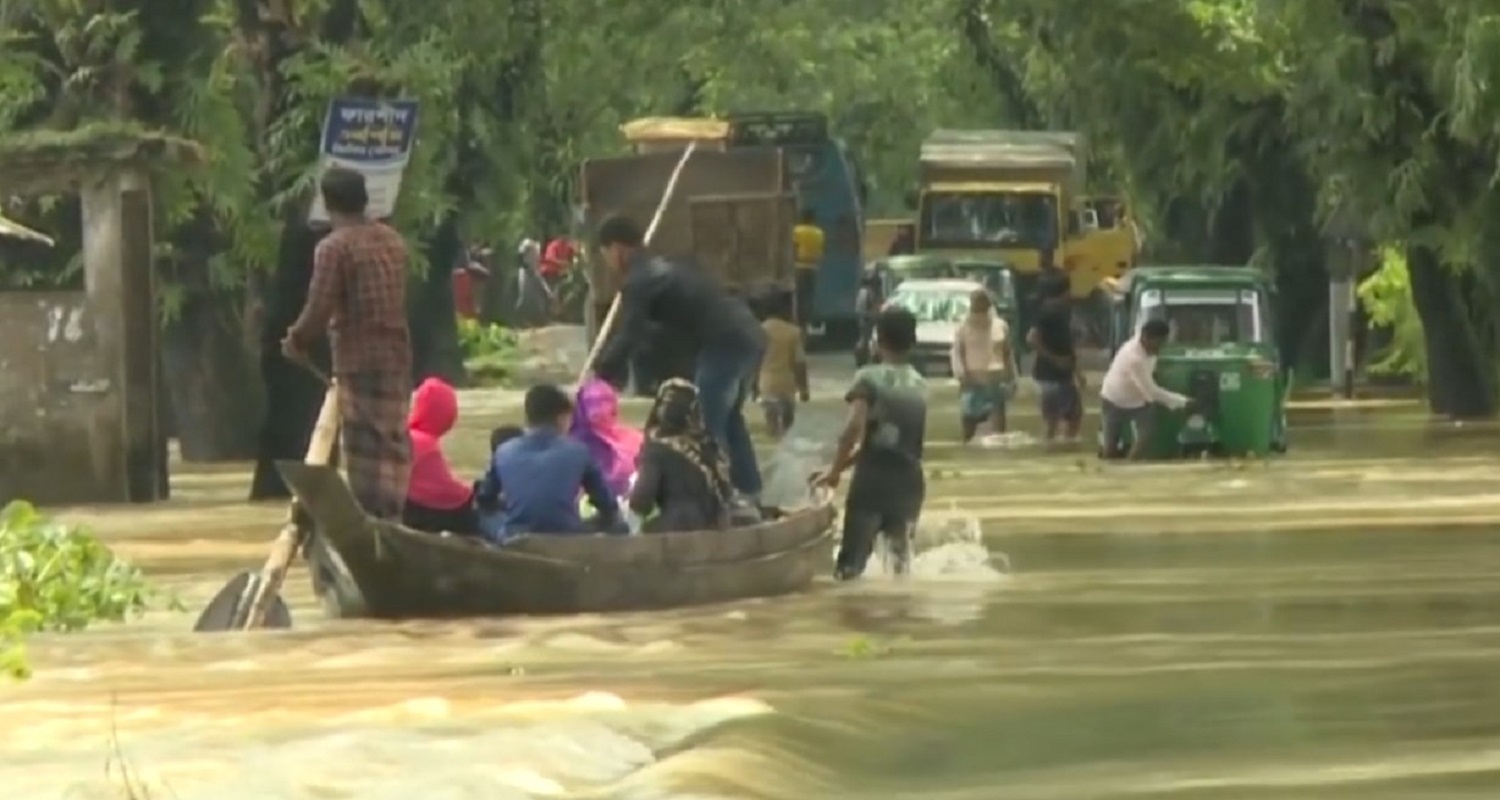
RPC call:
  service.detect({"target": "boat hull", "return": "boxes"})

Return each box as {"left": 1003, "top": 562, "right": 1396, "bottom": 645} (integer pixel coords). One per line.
{"left": 277, "top": 462, "right": 837, "bottom": 619}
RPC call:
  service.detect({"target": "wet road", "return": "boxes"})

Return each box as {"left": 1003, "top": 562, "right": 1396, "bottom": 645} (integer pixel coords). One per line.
{"left": 5, "top": 370, "right": 1500, "bottom": 799}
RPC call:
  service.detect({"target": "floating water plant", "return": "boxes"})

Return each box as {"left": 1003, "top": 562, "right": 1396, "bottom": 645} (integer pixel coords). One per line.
{"left": 1, "top": 501, "right": 160, "bottom": 679}
{"left": 839, "top": 635, "right": 898, "bottom": 659}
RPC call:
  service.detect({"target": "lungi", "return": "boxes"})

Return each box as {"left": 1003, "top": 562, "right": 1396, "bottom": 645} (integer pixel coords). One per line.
{"left": 961, "top": 371, "right": 1016, "bottom": 416}
{"left": 959, "top": 379, "right": 1003, "bottom": 421}
{"left": 338, "top": 371, "right": 412, "bottom": 519}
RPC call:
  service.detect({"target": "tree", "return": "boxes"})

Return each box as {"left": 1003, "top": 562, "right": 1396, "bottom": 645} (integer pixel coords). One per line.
{"left": 7, "top": 0, "right": 1499, "bottom": 436}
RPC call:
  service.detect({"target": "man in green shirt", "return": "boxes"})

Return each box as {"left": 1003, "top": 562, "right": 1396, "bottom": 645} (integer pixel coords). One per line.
{"left": 815, "top": 307, "right": 928, "bottom": 579}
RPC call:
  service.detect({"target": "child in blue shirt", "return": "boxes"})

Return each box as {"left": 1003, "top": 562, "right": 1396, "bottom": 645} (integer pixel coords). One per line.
{"left": 475, "top": 384, "right": 622, "bottom": 540}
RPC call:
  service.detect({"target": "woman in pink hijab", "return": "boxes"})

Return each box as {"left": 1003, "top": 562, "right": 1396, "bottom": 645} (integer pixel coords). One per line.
{"left": 570, "top": 378, "right": 643, "bottom": 496}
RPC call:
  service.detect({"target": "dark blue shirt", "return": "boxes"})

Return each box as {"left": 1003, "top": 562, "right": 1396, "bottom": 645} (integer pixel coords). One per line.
{"left": 593, "top": 252, "right": 763, "bottom": 383}
{"left": 476, "top": 428, "right": 619, "bottom": 536}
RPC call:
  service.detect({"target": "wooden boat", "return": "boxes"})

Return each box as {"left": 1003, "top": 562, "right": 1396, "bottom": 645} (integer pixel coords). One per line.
{"left": 276, "top": 462, "right": 838, "bottom": 619}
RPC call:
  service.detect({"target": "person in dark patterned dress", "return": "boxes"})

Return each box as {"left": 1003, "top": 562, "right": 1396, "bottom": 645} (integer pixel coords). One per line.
{"left": 283, "top": 167, "right": 413, "bottom": 519}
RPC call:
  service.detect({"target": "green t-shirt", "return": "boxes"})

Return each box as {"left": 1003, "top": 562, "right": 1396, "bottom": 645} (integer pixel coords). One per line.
{"left": 845, "top": 363, "right": 927, "bottom": 510}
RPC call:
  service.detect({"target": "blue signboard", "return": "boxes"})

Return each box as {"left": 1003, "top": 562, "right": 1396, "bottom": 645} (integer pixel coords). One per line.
{"left": 309, "top": 97, "right": 420, "bottom": 222}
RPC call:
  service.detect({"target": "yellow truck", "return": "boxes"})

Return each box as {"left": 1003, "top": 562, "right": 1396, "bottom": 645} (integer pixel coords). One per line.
{"left": 915, "top": 130, "right": 1137, "bottom": 305}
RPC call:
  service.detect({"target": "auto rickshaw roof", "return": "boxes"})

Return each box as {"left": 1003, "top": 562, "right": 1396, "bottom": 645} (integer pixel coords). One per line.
{"left": 1113, "top": 265, "right": 1269, "bottom": 294}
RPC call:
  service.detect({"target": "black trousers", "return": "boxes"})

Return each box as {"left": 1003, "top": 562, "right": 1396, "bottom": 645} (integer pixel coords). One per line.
{"left": 835, "top": 480, "right": 923, "bottom": 580}
{"left": 795, "top": 269, "right": 817, "bottom": 327}
{"left": 403, "top": 501, "right": 480, "bottom": 536}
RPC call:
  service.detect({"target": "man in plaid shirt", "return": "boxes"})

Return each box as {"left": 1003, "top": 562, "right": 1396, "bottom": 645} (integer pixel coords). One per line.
{"left": 283, "top": 167, "right": 413, "bottom": 519}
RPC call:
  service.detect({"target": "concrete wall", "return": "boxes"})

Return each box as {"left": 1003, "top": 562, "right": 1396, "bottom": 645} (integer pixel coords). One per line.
{"left": 0, "top": 171, "right": 167, "bottom": 506}
{"left": 0, "top": 292, "right": 123, "bottom": 504}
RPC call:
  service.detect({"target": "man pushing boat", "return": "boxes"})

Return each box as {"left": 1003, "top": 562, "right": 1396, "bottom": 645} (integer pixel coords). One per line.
{"left": 282, "top": 167, "right": 414, "bottom": 520}
{"left": 589, "top": 213, "right": 768, "bottom": 508}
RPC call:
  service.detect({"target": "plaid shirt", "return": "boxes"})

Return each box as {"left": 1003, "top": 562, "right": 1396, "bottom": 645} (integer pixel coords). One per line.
{"left": 288, "top": 220, "right": 412, "bottom": 376}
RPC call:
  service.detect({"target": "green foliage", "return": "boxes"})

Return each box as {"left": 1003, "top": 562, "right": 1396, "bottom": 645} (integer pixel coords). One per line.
{"left": 0, "top": 0, "right": 1003, "bottom": 294}
{"left": 3, "top": 0, "right": 1500, "bottom": 406}
{"left": 1357, "top": 247, "right": 1426, "bottom": 382}
{"left": 458, "top": 317, "right": 521, "bottom": 386}
{"left": 458, "top": 317, "right": 519, "bottom": 360}
{"left": 0, "top": 500, "right": 160, "bottom": 680}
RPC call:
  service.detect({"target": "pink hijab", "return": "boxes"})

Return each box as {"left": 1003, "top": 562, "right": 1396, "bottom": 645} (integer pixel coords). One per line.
{"left": 570, "top": 378, "right": 643, "bottom": 495}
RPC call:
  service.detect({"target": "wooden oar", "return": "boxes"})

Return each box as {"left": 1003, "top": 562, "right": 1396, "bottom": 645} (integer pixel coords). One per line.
{"left": 577, "top": 141, "right": 699, "bottom": 382}
{"left": 193, "top": 380, "right": 342, "bottom": 632}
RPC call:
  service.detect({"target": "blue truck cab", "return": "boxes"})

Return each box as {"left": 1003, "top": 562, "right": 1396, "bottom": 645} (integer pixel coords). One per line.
{"left": 726, "top": 112, "right": 866, "bottom": 342}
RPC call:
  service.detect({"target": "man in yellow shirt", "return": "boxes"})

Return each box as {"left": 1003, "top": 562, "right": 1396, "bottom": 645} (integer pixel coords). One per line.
{"left": 792, "top": 210, "right": 825, "bottom": 330}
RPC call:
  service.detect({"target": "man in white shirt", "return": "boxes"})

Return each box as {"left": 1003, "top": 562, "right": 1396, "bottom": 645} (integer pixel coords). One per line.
{"left": 951, "top": 288, "right": 1015, "bottom": 442}
{"left": 1100, "top": 318, "right": 1190, "bottom": 459}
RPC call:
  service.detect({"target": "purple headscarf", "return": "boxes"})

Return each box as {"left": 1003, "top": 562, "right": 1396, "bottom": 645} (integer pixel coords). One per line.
{"left": 570, "top": 378, "right": 642, "bottom": 495}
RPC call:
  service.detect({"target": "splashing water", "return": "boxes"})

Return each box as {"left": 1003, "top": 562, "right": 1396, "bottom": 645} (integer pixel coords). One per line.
{"left": 857, "top": 504, "right": 1011, "bottom": 625}
{"left": 975, "top": 431, "right": 1039, "bottom": 449}
{"left": 760, "top": 409, "right": 844, "bottom": 509}
{"left": 911, "top": 508, "right": 1010, "bottom": 577}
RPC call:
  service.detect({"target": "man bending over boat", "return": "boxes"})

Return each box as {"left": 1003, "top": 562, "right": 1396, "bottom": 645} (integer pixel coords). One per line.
{"left": 590, "top": 214, "right": 767, "bottom": 508}
{"left": 475, "top": 384, "right": 623, "bottom": 539}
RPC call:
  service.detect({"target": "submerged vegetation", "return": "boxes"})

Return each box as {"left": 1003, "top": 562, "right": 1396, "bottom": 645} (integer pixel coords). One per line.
{"left": 0, "top": 501, "right": 161, "bottom": 680}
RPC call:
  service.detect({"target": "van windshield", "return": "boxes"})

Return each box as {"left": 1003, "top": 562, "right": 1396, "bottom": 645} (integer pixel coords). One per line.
{"left": 888, "top": 288, "right": 972, "bottom": 324}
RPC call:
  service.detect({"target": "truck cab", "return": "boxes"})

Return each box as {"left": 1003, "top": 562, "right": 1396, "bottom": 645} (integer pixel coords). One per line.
{"left": 914, "top": 130, "right": 1137, "bottom": 342}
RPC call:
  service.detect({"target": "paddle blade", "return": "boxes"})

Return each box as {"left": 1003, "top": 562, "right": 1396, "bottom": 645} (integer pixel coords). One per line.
{"left": 192, "top": 571, "right": 293, "bottom": 632}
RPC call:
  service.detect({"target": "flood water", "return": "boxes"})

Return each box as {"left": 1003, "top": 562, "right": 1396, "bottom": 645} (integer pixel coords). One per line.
{"left": 6, "top": 388, "right": 1500, "bottom": 799}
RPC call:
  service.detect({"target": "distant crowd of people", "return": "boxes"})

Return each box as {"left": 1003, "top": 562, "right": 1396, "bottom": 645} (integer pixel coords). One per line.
{"left": 450, "top": 236, "right": 581, "bottom": 325}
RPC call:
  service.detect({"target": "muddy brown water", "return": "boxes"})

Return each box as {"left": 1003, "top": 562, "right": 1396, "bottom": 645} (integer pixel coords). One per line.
{"left": 5, "top": 387, "right": 1500, "bottom": 799}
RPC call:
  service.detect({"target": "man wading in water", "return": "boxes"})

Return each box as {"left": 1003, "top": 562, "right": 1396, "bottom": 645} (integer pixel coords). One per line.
{"left": 1027, "top": 277, "right": 1083, "bottom": 445}
{"left": 816, "top": 307, "right": 927, "bottom": 580}
{"left": 283, "top": 167, "right": 413, "bottom": 519}
{"left": 591, "top": 214, "right": 767, "bottom": 510}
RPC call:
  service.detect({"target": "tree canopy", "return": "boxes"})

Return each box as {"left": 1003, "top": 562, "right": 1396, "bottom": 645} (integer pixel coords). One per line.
{"left": 1, "top": 0, "right": 1498, "bottom": 418}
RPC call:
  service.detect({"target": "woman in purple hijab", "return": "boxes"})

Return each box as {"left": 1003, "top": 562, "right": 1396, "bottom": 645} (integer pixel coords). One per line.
{"left": 570, "top": 378, "right": 643, "bottom": 496}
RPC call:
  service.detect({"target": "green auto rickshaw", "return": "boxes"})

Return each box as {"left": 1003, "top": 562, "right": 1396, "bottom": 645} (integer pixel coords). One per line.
{"left": 1102, "top": 266, "right": 1290, "bottom": 459}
